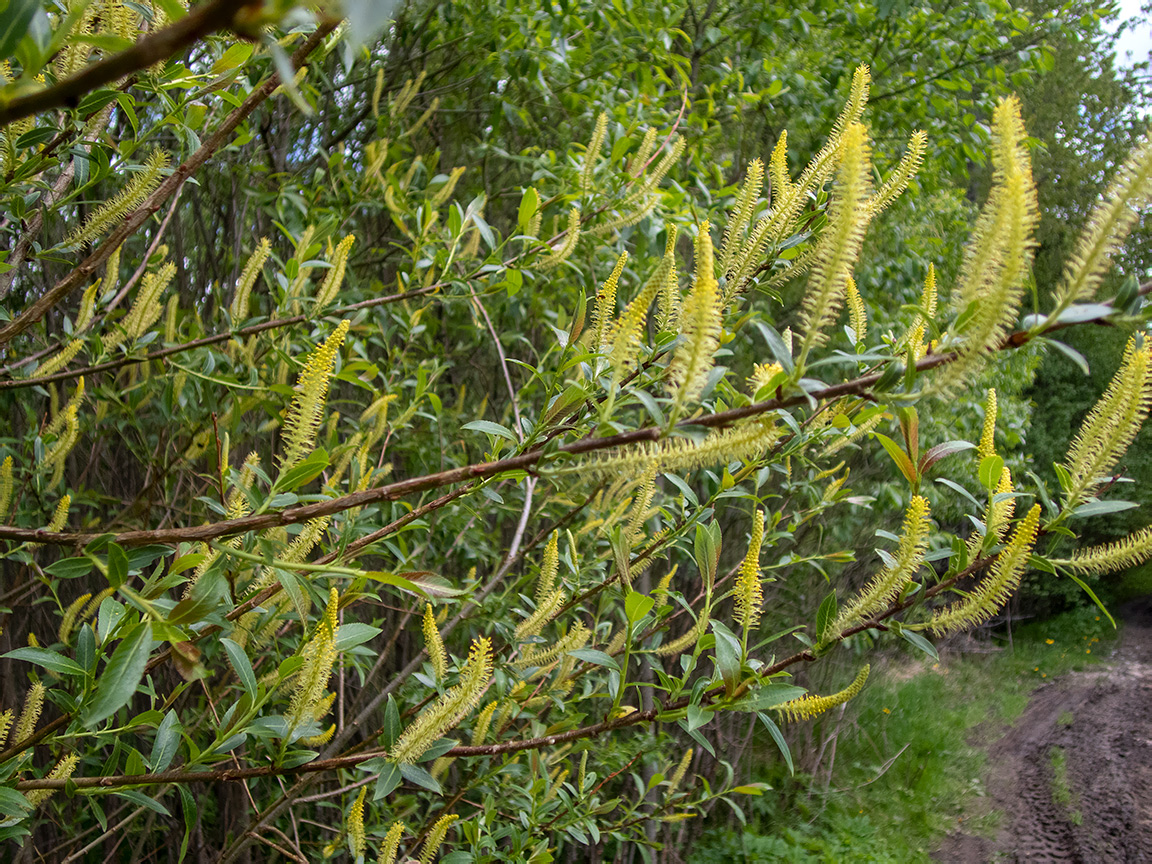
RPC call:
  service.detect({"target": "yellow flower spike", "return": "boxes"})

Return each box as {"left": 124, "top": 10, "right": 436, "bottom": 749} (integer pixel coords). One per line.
{"left": 538, "top": 206, "right": 581, "bottom": 271}
{"left": 24, "top": 753, "right": 80, "bottom": 808}
{"left": 868, "top": 130, "right": 927, "bottom": 216}
{"left": 625, "top": 460, "right": 658, "bottom": 544}
{"left": 978, "top": 389, "right": 998, "bottom": 461}
{"left": 535, "top": 531, "right": 560, "bottom": 605}
{"left": 514, "top": 587, "right": 565, "bottom": 640}
{"left": 391, "top": 637, "right": 492, "bottom": 764}
{"left": 0, "top": 709, "right": 12, "bottom": 746}
{"left": 66, "top": 150, "right": 169, "bottom": 247}
{"left": 1062, "top": 337, "right": 1152, "bottom": 509}
{"left": 796, "top": 122, "right": 873, "bottom": 368}
{"left": 655, "top": 611, "right": 709, "bottom": 657}
{"left": 515, "top": 621, "right": 589, "bottom": 670}
{"left": 281, "top": 320, "right": 350, "bottom": 469}
{"left": 581, "top": 111, "right": 608, "bottom": 192}
{"left": 719, "top": 158, "right": 765, "bottom": 280}
{"left": 33, "top": 339, "right": 84, "bottom": 378}
{"left": 471, "top": 700, "right": 498, "bottom": 746}
{"left": 769, "top": 131, "right": 791, "bottom": 205}
{"left": 347, "top": 787, "right": 367, "bottom": 861}
{"left": 589, "top": 250, "right": 628, "bottom": 353}
{"left": 1061, "top": 525, "right": 1152, "bottom": 576}
{"left": 667, "top": 222, "right": 722, "bottom": 415}
{"left": 230, "top": 238, "right": 271, "bottom": 321}
{"left": 734, "top": 510, "right": 765, "bottom": 633}
{"left": 608, "top": 239, "right": 676, "bottom": 377}
{"left": 656, "top": 230, "right": 682, "bottom": 332}
{"left": 58, "top": 593, "right": 92, "bottom": 644}
{"left": 423, "top": 603, "right": 447, "bottom": 681}
{"left": 0, "top": 455, "right": 12, "bottom": 522}
{"left": 376, "top": 821, "right": 406, "bottom": 864}
{"left": 930, "top": 504, "right": 1041, "bottom": 637}
{"left": 845, "top": 276, "right": 867, "bottom": 344}
{"left": 778, "top": 665, "right": 870, "bottom": 723}
{"left": 748, "top": 362, "right": 783, "bottom": 396}
{"left": 44, "top": 406, "right": 79, "bottom": 490}
{"left": 14, "top": 682, "right": 46, "bottom": 745}
{"left": 288, "top": 588, "right": 340, "bottom": 734}
{"left": 418, "top": 814, "right": 459, "bottom": 864}
{"left": 830, "top": 496, "right": 930, "bottom": 640}
{"left": 665, "top": 748, "right": 694, "bottom": 801}
{"left": 921, "top": 263, "right": 938, "bottom": 319}
{"left": 430, "top": 166, "right": 466, "bottom": 208}
{"left": 316, "top": 234, "right": 356, "bottom": 309}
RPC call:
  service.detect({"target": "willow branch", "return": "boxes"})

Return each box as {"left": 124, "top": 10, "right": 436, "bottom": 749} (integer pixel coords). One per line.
{"left": 0, "top": 0, "right": 261, "bottom": 128}
{"left": 0, "top": 23, "right": 337, "bottom": 349}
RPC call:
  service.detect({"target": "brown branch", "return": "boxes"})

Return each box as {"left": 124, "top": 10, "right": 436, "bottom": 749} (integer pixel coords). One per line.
{"left": 0, "top": 22, "right": 338, "bottom": 349}
{"left": 0, "top": 0, "right": 261, "bottom": 129}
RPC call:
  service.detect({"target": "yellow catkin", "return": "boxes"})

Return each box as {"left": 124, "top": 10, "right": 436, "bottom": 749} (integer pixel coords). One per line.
{"left": 315, "top": 234, "right": 356, "bottom": 309}
{"left": 391, "top": 637, "right": 492, "bottom": 764}
{"left": 667, "top": 222, "right": 722, "bottom": 414}
{"left": 24, "top": 753, "right": 80, "bottom": 807}
{"left": 1064, "top": 525, "right": 1152, "bottom": 576}
{"left": 778, "top": 665, "right": 870, "bottom": 722}
{"left": 0, "top": 710, "right": 12, "bottom": 746}
{"left": 515, "top": 587, "right": 565, "bottom": 640}
{"left": 0, "top": 456, "right": 12, "bottom": 522}
{"left": 33, "top": 339, "right": 84, "bottom": 378}
{"left": 288, "top": 588, "right": 339, "bottom": 733}
{"left": 868, "top": 130, "right": 927, "bottom": 216}
{"left": 536, "top": 531, "right": 560, "bottom": 605}
{"left": 281, "top": 320, "right": 350, "bottom": 469}
{"left": 538, "top": 207, "right": 580, "bottom": 270}
{"left": 655, "top": 611, "right": 709, "bottom": 656}
{"left": 377, "top": 822, "right": 406, "bottom": 864}
{"left": 430, "top": 166, "right": 466, "bottom": 207}
{"left": 665, "top": 748, "right": 694, "bottom": 800}
{"left": 589, "top": 251, "right": 628, "bottom": 352}
{"left": 845, "top": 276, "right": 867, "bottom": 344}
{"left": 67, "top": 150, "right": 169, "bottom": 247}
{"left": 471, "top": 700, "right": 498, "bottom": 746}
{"left": 14, "top": 682, "right": 46, "bottom": 744}
{"left": 44, "top": 406, "right": 79, "bottom": 489}
{"left": 720, "top": 158, "right": 765, "bottom": 281}
{"left": 423, "top": 603, "right": 447, "bottom": 681}
{"left": 978, "top": 389, "right": 998, "bottom": 461}
{"left": 734, "top": 510, "right": 765, "bottom": 632}
{"left": 230, "top": 238, "right": 271, "bottom": 321}
{"left": 58, "top": 593, "right": 92, "bottom": 644}
{"left": 582, "top": 112, "right": 608, "bottom": 191}
{"left": 418, "top": 814, "right": 459, "bottom": 864}
{"left": 347, "top": 786, "right": 367, "bottom": 860}
{"left": 930, "top": 504, "right": 1041, "bottom": 637}
{"left": 515, "top": 621, "right": 589, "bottom": 670}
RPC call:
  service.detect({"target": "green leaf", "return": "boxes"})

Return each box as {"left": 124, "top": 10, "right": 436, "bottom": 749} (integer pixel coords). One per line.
{"left": 0, "top": 0, "right": 40, "bottom": 59}
{"left": 3, "top": 646, "right": 85, "bottom": 676}
{"left": 399, "top": 762, "right": 442, "bottom": 793}
{"left": 518, "top": 186, "right": 540, "bottom": 233}
{"left": 0, "top": 786, "right": 33, "bottom": 818}
{"left": 461, "top": 420, "right": 517, "bottom": 442}
{"left": 979, "top": 455, "right": 1004, "bottom": 491}
{"left": 114, "top": 789, "right": 171, "bottom": 816}
{"left": 815, "top": 589, "right": 838, "bottom": 644}
{"left": 373, "top": 761, "right": 402, "bottom": 800}
{"left": 220, "top": 638, "right": 257, "bottom": 699}
{"left": 733, "top": 684, "right": 807, "bottom": 711}
{"left": 272, "top": 448, "right": 329, "bottom": 492}
{"left": 624, "top": 591, "right": 654, "bottom": 624}
{"left": 85, "top": 621, "right": 153, "bottom": 727}
{"left": 381, "top": 696, "right": 401, "bottom": 749}
{"left": 334, "top": 623, "right": 382, "bottom": 650}
{"left": 210, "top": 43, "right": 253, "bottom": 75}
{"left": 149, "top": 710, "right": 181, "bottom": 772}
{"left": 874, "top": 432, "right": 917, "bottom": 486}
{"left": 1063, "top": 570, "right": 1116, "bottom": 629}
{"left": 709, "top": 620, "right": 742, "bottom": 695}
{"left": 686, "top": 704, "right": 714, "bottom": 732}
{"left": 1072, "top": 500, "right": 1139, "bottom": 518}
{"left": 756, "top": 712, "right": 793, "bottom": 775}
{"left": 44, "top": 556, "right": 94, "bottom": 579}
{"left": 568, "top": 648, "right": 620, "bottom": 671}
{"left": 898, "top": 627, "right": 938, "bottom": 661}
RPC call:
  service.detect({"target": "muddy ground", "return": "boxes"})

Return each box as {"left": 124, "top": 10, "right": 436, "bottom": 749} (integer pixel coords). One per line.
{"left": 935, "top": 598, "right": 1152, "bottom": 863}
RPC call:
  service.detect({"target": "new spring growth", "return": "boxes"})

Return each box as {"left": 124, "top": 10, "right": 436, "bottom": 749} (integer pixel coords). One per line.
{"left": 423, "top": 603, "right": 447, "bottom": 681}
{"left": 581, "top": 111, "right": 608, "bottom": 192}
{"left": 391, "top": 636, "right": 492, "bottom": 764}
{"left": 656, "top": 610, "right": 709, "bottom": 657}
{"left": 845, "top": 276, "right": 866, "bottom": 345}
{"left": 377, "top": 822, "right": 405, "bottom": 864}
{"left": 978, "top": 389, "right": 998, "bottom": 461}
{"left": 316, "top": 234, "right": 356, "bottom": 309}
{"left": 419, "top": 814, "right": 459, "bottom": 864}
{"left": 734, "top": 510, "right": 765, "bottom": 633}
{"left": 281, "top": 320, "right": 350, "bottom": 469}
{"left": 796, "top": 122, "right": 873, "bottom": 368}
{"left": 665, "top": 748, "right": 694, "bottom": 801}
{"left": 667, "top": 222, "right": 722, "bottom": 414}
{"left": 778, "top": 665, "right": 870, "bottom": 722}
{"left": 66, "top": 150, "right": 169, "bottom": 247}
{"left": 515, "top": 621, "right": 589, "bottom": 670}
{"left": 830, "top": 496, "right": 930, "bottom": 641}
{"left": 609, "top": 230, "right": 678, "bottom": 379}
{"left": 346, "top": 786, "right": 367, "bottom": 861}
{"left": 44, "top": 403, "right": 78, "bottom": 489}
{"left": 515, "top": 587, "right": 565, "bottom": 640}
{"left": 471, "top": 700, "right": 498, "bottom": 745}
{"left": 1061, "top": 525, "right": 1152, "bottom": 576}
{"left": 930, "top": 504, "right": 1042, "bottom": 637}
{"left": 905, "top": 264, "right": 938, "bottom": 360}
{"left": 656, "top": 230, "right": 682, "bottom": 332}
{"left": 230, "top": 238, "right": 271, "bottom": 321}
{"left": 288, "top": 588, "right": 339, "bottom": 734}
{"left": 24, "top": 754, "right": 80, "bottom": 808}
{"left": 14, "top": 682, "right": 45, "bottom": 745}
{"left": 719, "top": 158, "right": 764, "bottom": 283}
{"left": 868, "top": 130, "right": 927, "bottom": 216}
{"left": 34, "top": 339, "right": 84, "bottom": 378}
{"left": 430, "top": 166, "right": 466, "bottom": 207}
{"left": 1062, "top": 336, "right": 1152, "bottom": 510}
{"left": 970, "top": 467, "right": 1016, "bottom": 556}
{"left": 58, "top": 592, "right": 92, "bottom": 644}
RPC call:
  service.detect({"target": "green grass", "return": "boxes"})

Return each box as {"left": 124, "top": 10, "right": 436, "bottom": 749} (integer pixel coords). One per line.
{"left": 1048, "top": 746, "right": 1082, "bottom": 825}
{"left": 690, "top": 606, "right": 1114, "bottom": 863}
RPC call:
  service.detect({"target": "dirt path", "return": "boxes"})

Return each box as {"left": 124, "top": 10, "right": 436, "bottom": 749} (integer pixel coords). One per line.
{"left": 936, "top": 598, "right": 1152, "bottom": 863}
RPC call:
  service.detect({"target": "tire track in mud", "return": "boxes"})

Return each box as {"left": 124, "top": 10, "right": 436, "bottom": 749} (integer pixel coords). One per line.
{"left": 936, "top": 598, "right": 1152, "bottom": 863}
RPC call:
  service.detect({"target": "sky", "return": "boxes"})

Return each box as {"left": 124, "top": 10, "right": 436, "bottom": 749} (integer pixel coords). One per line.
{"left": 1113, "top": 0, "right": 1151, "bottom": 67}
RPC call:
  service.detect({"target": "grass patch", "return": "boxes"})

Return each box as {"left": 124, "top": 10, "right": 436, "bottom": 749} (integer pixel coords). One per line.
{"left": 690, "top": 606, "right": 1114, "bottom": 863}
{"left": 1048, "top": 747, "right": 1082, "bottom": 825}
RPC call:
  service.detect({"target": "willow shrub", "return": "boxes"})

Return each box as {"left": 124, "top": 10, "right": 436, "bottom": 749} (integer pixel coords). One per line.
{"left": 0, "top": 5, "right": 1150, "bottom": 862}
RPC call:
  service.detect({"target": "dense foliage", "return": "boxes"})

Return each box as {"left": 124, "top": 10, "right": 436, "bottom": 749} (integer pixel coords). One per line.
{"left": 0, "top": 1, "right": 1149, "bottom": 862}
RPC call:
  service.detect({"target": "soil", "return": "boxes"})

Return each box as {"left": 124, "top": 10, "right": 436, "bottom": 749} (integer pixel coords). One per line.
{"left": 934, "top": 597, "right": 1152, "bottom": 863}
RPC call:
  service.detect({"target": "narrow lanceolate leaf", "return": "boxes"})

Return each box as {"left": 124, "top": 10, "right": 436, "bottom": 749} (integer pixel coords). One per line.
{"left": 86, "top": 622, "right": 153, "bottom": 727}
